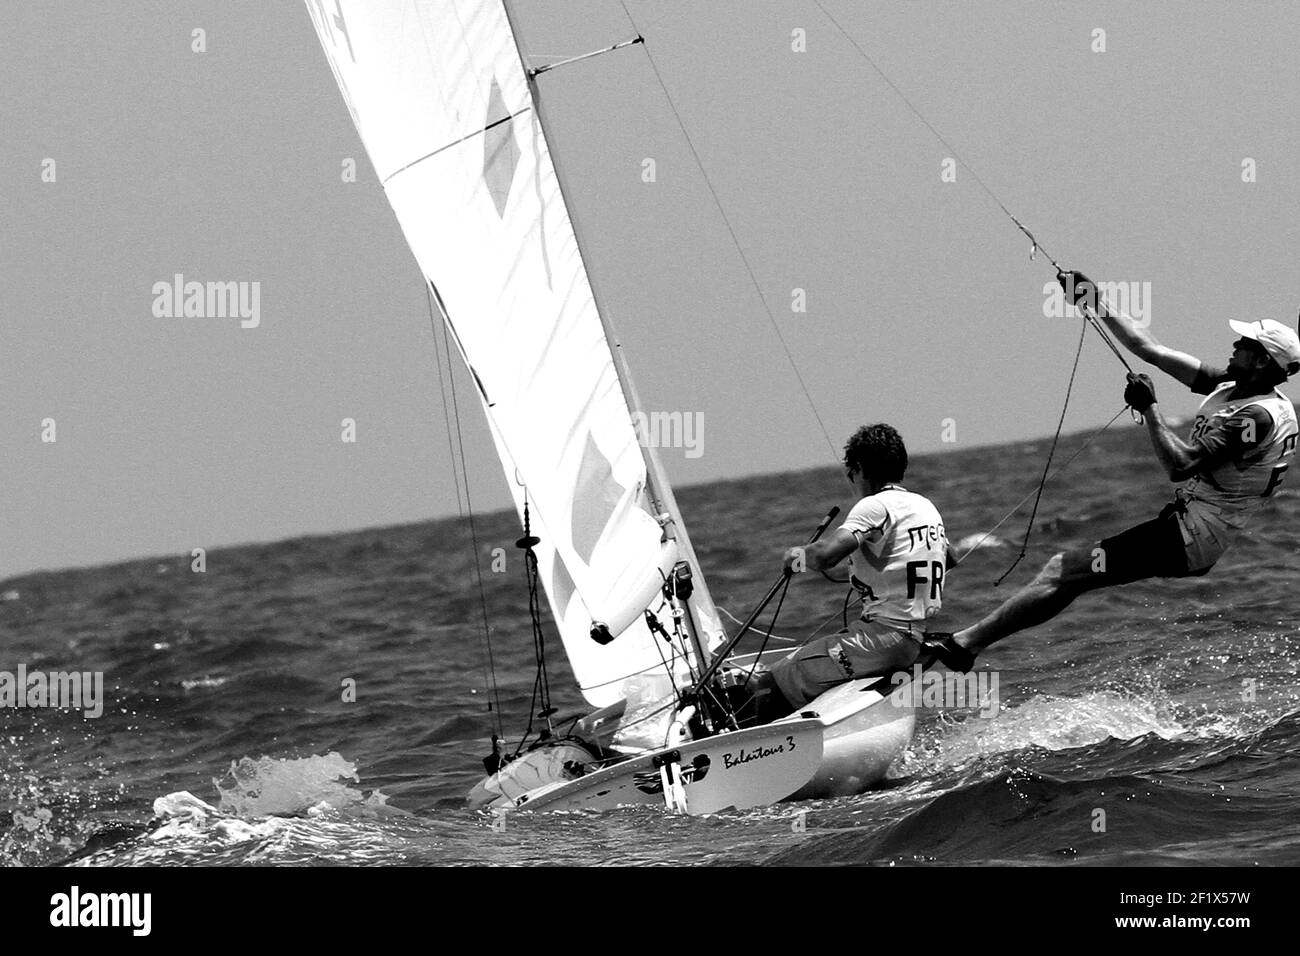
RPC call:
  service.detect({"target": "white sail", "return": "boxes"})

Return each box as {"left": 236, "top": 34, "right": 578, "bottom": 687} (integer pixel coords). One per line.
{"left": 305, "top": 0, "right": 724, "bottom": 706}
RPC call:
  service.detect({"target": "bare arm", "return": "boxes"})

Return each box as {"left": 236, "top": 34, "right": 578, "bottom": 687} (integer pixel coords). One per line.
{"left": 1065, "top": 272, "right": 1207, "bottom": 388}
{"left": 783, "top": 528, "right": 858, "bottom": 573}
{"left": 1143, "top": 405, "right": 1207, "bottom": 479}
{"left": 1092, "top": 298, "right": 1206, "bottom": 389}
{"left": 1126, "top": 373, "right": 1258, "bottom": 480}
{"left": 1158, "top": 404, "right": 1273, "bottom": 482}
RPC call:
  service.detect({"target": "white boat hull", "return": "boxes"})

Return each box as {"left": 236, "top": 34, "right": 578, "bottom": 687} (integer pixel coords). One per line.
{"left": 469, "top": 675, "right": 915, "bottom": 814}
{"left": 786, "top": 676, "right": 915, "bottom": 800}
{"left": 509, "top": 718, "right": 826, "bottom": 814}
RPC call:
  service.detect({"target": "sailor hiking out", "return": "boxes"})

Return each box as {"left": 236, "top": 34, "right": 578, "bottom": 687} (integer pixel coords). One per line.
{"left": 925, "top": 272, "right": 1300, "bottom": 671}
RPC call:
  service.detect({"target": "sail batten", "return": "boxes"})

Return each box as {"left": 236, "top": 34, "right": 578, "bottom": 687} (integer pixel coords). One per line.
{"left": 307, "top": 0, "right": 722, "bottom": 706}
{"left": 381, "top": 105, "right": 533, "bottom": 186}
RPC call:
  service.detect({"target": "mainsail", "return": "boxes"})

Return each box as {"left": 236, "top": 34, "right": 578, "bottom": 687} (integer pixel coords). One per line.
{"left": 305, "top": 0, "right": 724, "bottom": 706}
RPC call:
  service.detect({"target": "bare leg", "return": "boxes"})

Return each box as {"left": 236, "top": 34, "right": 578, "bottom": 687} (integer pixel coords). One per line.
{"left": 953, "top": 544, "right": 1135, "bottom": 654}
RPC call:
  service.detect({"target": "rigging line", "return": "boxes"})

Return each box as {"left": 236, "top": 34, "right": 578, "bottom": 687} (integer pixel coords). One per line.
{"left": 618, "top": 0, "right": 841, "bottom": 466}
{"left": 530, "top": 36, "right": 643, "bottom": 77}
{"left": 618, "top": 0, "right": 688, "bottom": 38}
{"left": 716, "top": 606, "right": 799, "bottom": 643}
{"left": 810, "top": 0, "right": 1061, "bottom": 272}
{"left": 426, "top": 283, "right": 501, "bottom": 730}
{"left": 651, "top": 577, "right": 699, "bottom": 685}
{"left": 812, "top": 0, "right": 1142, "bottom": 382}
{"left": 605, "top": 697, "right": 679, "bottom": 737}
{"left": 427, "top": 286, "right": 466, "bottom": 515}
{"left": 720, "top": 583, "right": 863, "bottom": 650}
{"left": 428, "top": 285, "right": 505, "bottom": 736}
{"left": 381, "top": 107, "right": 532, "bottom": 186}
{"left": 645, "top": 591, "right": 684, "bottom": 696}
{"left": 515, "top": 660, "right": 542, "bottom": 757}
{"left": 648, "top": 626, "right": 681, "bottom": 705}
{"left": 956, "top": 404, "right": 1129, "bottom": 563}
{"left": 994, "top": 317, "right": 1090, "bottom": 586}
{"left": 812, "top": 5, "right": 1126, "bottom": 354}
{"left": 1080, "top": 302, "right": 1135, "bottom": 374}
{"left": 742, "top": 575, "right": 793, "bottom": 687}
{"left": 524, "top": 512, "right": 553, "bottom": 719}
{"left": 520, "top": 515, "right": 553, "bottom": 742}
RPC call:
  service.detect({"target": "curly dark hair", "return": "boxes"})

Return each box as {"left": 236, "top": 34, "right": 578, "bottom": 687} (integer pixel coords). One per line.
{"left": 843, "top": 423, "right": 907, "bottom": 486}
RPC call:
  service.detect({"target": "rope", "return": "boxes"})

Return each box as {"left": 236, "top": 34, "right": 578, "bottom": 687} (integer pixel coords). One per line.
{"left": 956, "top": 404, "right": 1129, "bottom": 563}
{"left": 1079, "top": 301, "right": 1135, "bottom": 373}
{"left": 428, "top": 289, "right": 466, "bottom": 516}
{"left": 811, "top": 0, "right": 1136, "bottom": 377}
{"left": 513, "top": 499, "right": 555, "bottom": 757}
{"left": 619, "top": 1, "right": 841, "bottom": 467}
{"left": 741, "top": 575, "right": 793, "bottom": 687}
{"left": 645, "top": 594, "right": 684, "bottom": 700}
{"left": 716, "top": 606, "right": 799, "bottom": 644}
{"left": 994, "top": 317, "right": 1089, "bottom": 585}
{"left": 717, "top": 590, "right": 861, "bottom": 647}
{"left": 811, "top": 0, "right": 1062, "bottom": 270}
{"left": 425, "top": 283, "right": 504, "bottom": 737}
{"left": 811, "top": 1, "right": 1060, "bottom": 270}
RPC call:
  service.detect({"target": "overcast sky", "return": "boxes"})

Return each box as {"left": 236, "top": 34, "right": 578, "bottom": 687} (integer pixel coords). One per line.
{"left": 4, "top": 1, "right": 1298, "bottom": 579}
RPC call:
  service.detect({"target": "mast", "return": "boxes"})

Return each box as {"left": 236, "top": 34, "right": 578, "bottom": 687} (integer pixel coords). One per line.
{"left": 499, "top": 0, "right": 725, "bottom": 667}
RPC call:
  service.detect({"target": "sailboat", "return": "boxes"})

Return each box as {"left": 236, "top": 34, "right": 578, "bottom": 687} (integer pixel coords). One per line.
{"left": 305, "top": 0, "right": 916, "bottom": 814}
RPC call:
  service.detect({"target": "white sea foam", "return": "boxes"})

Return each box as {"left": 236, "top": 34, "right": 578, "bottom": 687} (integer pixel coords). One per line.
{"left": 954, "top": 532, "right": 1007, "bottom": 553}
{"left": 212, "top": 752, "right": 367, "bottom": 816}
{"left": 180, "top": 676, "right": 227, "bottom": 690}
{"left": 932, "top": 691, "right": 1187, "bottom": 766}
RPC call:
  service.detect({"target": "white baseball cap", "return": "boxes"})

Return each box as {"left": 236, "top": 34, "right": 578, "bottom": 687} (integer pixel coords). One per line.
{"left": 1228, "top": 319, "right": 1300, "bottom": 375}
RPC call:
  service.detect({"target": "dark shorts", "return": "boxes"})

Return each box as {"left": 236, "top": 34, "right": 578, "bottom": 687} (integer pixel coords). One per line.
{"left": 1094, "top": 502, "right": 1205, "bottom": 583}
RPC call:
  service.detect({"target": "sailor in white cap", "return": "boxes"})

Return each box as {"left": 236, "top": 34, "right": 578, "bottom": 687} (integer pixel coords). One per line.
{"left": 923, "top": 274, "right": 1300, "bottom": 673}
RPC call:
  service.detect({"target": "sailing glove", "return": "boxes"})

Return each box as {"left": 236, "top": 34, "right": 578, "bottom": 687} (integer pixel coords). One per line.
{"left": 1124, "top": 372, "right": 1157, "bottom": 412}
{"left": 1058, "top": 270, "right": 1098, "bottom": 312}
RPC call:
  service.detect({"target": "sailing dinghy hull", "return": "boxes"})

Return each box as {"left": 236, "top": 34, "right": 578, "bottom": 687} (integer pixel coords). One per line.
{"left": 471, "top": 677, "right": 915, "bottom": 814}
{"left": 790, "top": 676, "right": 915, "bottom": 800}
{"left": 512, "top": 718, "right": 825, "bottom": 814}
